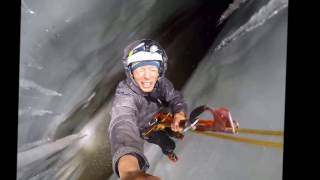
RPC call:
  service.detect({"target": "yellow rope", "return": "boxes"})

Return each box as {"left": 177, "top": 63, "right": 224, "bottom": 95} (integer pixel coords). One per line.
{"left": 191, "top": 130, "right": 283, "bottom": 149}
{"left": 236, "top": 128, "right": 284, "bottom": 136}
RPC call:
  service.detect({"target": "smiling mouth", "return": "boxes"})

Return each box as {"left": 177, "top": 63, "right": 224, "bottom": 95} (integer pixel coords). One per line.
{"left": 141, "top": 82, "right": 153, "bottom": 88}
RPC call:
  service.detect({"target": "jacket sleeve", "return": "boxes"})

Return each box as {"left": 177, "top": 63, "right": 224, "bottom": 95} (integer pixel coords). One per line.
{"left": 160, "top": 77, "right": 188, "bottom": 115}
{"left": 108, "top": 91, "right": 149, "bottom": 177}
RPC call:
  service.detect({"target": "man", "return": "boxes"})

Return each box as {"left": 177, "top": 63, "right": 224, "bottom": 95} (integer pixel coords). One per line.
{"left": 108, "top": 39, "right": 188, "bottom": 179}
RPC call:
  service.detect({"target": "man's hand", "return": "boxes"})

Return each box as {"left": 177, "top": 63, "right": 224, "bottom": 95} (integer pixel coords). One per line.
{"left": 171, "top": 111, "right": 186, "bottom": 133}
{"left": 121, "top": 171, "right": 161, "bottom": 180}
{"left": 118, "top": 155, "right": 161, "bottom": 180}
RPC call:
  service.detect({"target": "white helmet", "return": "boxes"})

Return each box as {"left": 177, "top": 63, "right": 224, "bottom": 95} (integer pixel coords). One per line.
{"left": 122, "top": 39, "right": 168, "bottom": 77}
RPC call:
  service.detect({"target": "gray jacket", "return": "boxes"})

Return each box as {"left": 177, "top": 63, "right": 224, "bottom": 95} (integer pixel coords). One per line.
{"left": 108, "top": 76, "right": 187, "bottom": 177}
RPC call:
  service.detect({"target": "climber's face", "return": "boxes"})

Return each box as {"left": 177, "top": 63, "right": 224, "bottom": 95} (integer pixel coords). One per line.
{"left": 132, "top": 65, "right": 159, "bottom": 92}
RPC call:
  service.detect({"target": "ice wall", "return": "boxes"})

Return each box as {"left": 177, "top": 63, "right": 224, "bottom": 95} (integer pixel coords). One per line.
{"left": 18, "top": 0, "right": 203, "bottom": 179}
{"left": 141, "top": 0, "right": 287, "bottom": 179}
{"left": 18, "top": 0, "right": 287, "bottom": 179}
